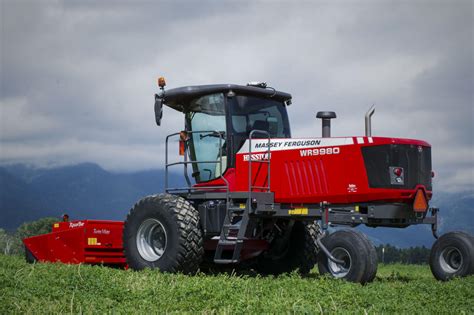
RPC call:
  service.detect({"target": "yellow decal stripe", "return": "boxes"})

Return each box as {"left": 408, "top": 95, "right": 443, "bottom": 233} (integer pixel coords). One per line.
{"left": 288, "top": 208, "right": 309, "bottom": 215}
{"left": 87, "top": 238, "right": 97, "bottom": 245}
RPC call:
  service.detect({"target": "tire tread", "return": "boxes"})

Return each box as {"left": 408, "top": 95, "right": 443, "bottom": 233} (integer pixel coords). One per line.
{"left": 123, "top": 194, "right": 203, "bottom": 274}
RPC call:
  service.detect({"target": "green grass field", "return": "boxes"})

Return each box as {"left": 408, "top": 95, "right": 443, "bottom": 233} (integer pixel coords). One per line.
{"left": 1, "top": 254, "right": 473, "bottom": 314}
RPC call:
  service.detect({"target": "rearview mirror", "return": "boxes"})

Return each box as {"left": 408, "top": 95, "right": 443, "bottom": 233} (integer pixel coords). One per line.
{"left": 154, "top": 94, "right": 163, "bottom": 126}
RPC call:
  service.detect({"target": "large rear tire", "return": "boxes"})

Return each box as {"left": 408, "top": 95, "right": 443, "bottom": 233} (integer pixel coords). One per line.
{"left": 123, "top": 194, "right": 204, "bottom": 273}
{"left": 256, "top": 221, "right": 319, "bottom": 275}
{"left": 429, "top": 231, "right": 474, "bottom": 281}
{"left": 317, "top": 229, "right": 373, "bottom": 284}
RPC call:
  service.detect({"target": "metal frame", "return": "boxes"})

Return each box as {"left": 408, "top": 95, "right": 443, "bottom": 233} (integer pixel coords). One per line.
{"left": 247, "top": 129, "right": 271, "bottom": 193}
{"left": 244, "top": 198, "right": 438, "bottom": 228}
{"left": 165, "top": 130, "right": 229, "bottom": 195}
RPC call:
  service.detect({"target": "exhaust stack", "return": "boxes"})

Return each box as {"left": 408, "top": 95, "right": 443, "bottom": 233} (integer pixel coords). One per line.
{"left": 365, "top": 105, "right": 375, "bottom": 136}
{"left": 316, "top": 111, "right": 337, "bottom": 138}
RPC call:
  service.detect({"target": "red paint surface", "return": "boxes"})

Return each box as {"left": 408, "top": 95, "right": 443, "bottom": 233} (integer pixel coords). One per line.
{"left": 23, "top": 220, "right": 126, "bottom": 266}
{"left": 199, "top": 136, "right": 432, "bottom": 205}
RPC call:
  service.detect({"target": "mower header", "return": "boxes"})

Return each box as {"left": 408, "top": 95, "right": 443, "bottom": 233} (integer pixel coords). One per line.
{"left": 23, "top": 220, "right": 126, "bottom": 267}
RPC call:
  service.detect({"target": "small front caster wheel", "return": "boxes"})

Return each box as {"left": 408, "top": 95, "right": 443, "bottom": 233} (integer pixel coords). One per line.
{"left": 317, "top": 229, "right": 377, "bottom": 284}
{"left": 429, "top": 231, "right": 474, "bottom": 281}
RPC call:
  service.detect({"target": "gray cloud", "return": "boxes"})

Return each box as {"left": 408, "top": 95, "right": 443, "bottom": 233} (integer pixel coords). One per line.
{"left": 1, "top": 0, "right": 473, "bottom": 192}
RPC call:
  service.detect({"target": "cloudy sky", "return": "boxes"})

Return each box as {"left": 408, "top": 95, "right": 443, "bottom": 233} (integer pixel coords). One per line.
{"left": 1, "top": 0, "right": 473, "bottom": 192}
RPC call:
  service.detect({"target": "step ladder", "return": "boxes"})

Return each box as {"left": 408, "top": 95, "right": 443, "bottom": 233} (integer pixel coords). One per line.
{"left": 214, "top": 129, "right": 271, "bottom": 264}
{"left": 213, "top": 202, "right": 250, "bottom": 264}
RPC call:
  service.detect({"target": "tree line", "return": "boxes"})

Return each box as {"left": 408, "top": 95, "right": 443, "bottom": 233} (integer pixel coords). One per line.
{"left": 375, "top": 244, "right": 431, "bottom": 264}
{"left": 0, "top": 217, "right": 58, "bottom": 256}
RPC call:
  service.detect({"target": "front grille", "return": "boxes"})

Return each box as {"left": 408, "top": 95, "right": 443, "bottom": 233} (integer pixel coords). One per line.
{"left": 361, "top": 144, "right": 432, "bottom": 190}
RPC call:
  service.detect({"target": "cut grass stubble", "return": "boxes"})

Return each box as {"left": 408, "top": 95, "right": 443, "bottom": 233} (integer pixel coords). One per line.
{"left": 1, "top": 255, "right": 473, "bottom": 313}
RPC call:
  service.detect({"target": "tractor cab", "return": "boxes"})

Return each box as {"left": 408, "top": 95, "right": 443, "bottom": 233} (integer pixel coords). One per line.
{"left": 156, "top": 83, "right": 292, "bottom": 184}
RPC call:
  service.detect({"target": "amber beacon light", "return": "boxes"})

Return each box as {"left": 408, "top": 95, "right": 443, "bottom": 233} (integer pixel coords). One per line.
{"left": 158, "top": 76, "right": 166, "bottom": 88}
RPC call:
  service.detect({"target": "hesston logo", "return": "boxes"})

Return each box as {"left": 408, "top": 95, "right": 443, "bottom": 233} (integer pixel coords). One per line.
{"left": 69, "top": 221, "right": 85, "bottom": 228}
{"left": 243, "top": 153, "right": 271, "bottom": 161}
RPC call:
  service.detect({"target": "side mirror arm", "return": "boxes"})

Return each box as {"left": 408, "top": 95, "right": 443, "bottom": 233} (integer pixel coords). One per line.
{"left": 154, "top": 94, "right": 163, "bottom": 126}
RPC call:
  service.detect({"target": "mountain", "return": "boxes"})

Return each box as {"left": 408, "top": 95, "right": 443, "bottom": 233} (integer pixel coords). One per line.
{"left": 0, "top": 163, "right": 181, "bottom": 230}
{"left": 1, "top": 163, "right": 473, "bottom": 247}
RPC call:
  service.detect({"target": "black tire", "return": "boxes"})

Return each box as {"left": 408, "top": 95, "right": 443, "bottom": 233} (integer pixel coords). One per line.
{"left": 123, "top": 194, "right": 204, "bottom": 274}
{"left": 317, "top": 229, "right": 370, "bottom": 284}
{"left": 256, "top": 221, "right": 319, "bottom": 275}
{"left": 358, "top": 231, "right": 378, "bottom": 283}
{"left": 25, "top": 247, "right": 37, "bottom": 264}
{"left": 429, "top": 231, "right": 474, "bottom": 281}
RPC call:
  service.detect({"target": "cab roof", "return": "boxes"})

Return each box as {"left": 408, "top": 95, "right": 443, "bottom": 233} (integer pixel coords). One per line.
{"left": 163, "top": 84, "right": 292, "bottom": 112}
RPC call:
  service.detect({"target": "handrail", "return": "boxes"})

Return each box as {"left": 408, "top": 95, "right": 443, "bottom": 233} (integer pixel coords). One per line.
{"left": 165, "top": 130, "right": 229, "bottom": 195}
{"left": 248, "top": 130, "right": 271, "bottom": 204}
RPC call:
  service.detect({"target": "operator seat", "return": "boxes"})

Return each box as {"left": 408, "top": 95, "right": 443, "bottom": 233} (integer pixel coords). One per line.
{"left": 250, "top": 120, "right": 270, "bottom": 138}
{"left": 232, "top": 120, "right": 271, "bottom": 154}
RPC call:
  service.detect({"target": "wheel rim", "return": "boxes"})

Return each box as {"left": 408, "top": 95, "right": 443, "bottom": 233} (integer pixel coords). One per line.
{"left": 439, "top": 246, "right": 463, "bottom": 274}
{"left": 136, "top": 218, "right": 168, "bottom": 262}
{"left": 327, "top": 247, "right": 352, "bottom": 278}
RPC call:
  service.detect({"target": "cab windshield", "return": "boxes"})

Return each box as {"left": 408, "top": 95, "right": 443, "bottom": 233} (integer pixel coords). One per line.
{"left": 185, "top": 93, "right": 226, "bottom": 183}
{"left": 185, "top": 93, "right": 290, "bottom": 183}
{"left": 228, "top": 95, "right": 291, "bottom": 158}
